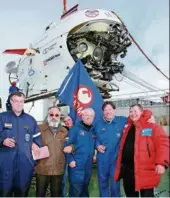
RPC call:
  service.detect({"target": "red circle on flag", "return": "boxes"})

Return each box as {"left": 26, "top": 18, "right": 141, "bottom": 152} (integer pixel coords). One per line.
{"left": 74, "top": 85, "right": 93, "bottom": 107}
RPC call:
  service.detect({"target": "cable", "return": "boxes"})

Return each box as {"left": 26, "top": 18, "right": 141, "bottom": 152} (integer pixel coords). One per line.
{"left": 111, "top": 11, "right": 170, "bottom": 81}
{"left": 114, "top": 73, "right": 124, "bottom": 82}
{"left": 122, "top": 77, "right": 148, "bottom": 91}
{"left": 119, "top": 73, "right": 147, "bottom": 91}
{"left": 129, "top": 34, "right": 169, "bottom": 80}
{"left": 122, "top": 71, "right": 155, "bottom": 91}
{"left": 123, "top": 69, "right": 159, "bottom": 90}
{"left": 28, "top": 101, "right": 35, "bottom": 113}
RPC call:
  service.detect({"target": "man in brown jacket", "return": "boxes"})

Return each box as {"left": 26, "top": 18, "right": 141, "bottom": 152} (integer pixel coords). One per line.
{"left": 35, "top": 106, "right": 68, "bottom": 197}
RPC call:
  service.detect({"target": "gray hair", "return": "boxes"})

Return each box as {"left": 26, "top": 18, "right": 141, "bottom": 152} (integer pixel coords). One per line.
{"left": 82, "top": 108, "right": 95, "bottom": 115}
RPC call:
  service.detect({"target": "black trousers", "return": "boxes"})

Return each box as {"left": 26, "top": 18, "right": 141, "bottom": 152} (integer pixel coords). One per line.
{"left": 0, "top": 187, "right": 29, "bottom": 197}
{"left": 36, "top": 174, "right": 63, "bottom": 197}
{"left": 122, "top": 169, "right": 154, "bottom": 197}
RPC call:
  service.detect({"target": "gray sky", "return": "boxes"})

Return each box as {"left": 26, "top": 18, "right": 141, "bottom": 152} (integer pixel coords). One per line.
{"left": 0, "top": 0, "right": 169, "bottom": 110}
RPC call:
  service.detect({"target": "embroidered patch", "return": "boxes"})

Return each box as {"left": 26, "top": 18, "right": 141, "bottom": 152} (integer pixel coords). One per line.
{"left": 101, "top": 128, "right": 106, "bottom": 133}
{"left": 80, "top": 130, "right": 85, "bottom": 136}
{"left": 25, "top": 133, "right": 30, "bottom": 141}
{"left": 4, "top": 123, "right": 12, "bottom": 128}
{"left": 24, "top": 125, "right": 30, "bottom": 130}
{"left": 116, "top": 133, "right": 121, "bottom": 137}
{"left": 142, "top": 128, "right": 152, "bottom": 136}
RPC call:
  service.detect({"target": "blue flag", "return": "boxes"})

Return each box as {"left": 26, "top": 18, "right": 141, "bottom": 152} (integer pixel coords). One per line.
{"left": 56, "top": 60, "right": 104, "bottom": 122}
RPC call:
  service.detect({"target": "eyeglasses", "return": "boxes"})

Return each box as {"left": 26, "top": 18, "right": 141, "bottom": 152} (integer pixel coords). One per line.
{"left": 49, "top": 114, "right": 60, "bottom": 117}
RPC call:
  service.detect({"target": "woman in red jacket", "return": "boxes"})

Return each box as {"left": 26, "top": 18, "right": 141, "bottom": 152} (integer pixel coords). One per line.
{"left": 114, "top": 104, "right": 169, "bottom": 197}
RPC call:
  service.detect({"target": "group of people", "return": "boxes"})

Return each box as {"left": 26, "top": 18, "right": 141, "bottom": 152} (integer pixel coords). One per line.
{"left": 0, "top": 91, "right": 169, "bottom": 197}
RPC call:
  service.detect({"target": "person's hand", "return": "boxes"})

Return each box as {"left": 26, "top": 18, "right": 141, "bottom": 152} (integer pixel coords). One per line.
{"left": 97, "top": 145, "right": 106, "bottom": 153}
{"left": 147, "top": 115, "right": 155, "bottom": 123}
{"left": 3, "top": 138, "right": 16, "bottom": 148}
{"left": 69, "top": 161, "right": 76, "bottom": 168}
{"left": 32, "top": 143, "right": 40, "bottom": 157}
{"left": 63, "top": 145, "right": 73, "bottom": 153}
{"left": 155, "top": 164, "right": 165, "bottom": 174}
{"left": 93, "top": 155, "right": 97, "bottom": 163}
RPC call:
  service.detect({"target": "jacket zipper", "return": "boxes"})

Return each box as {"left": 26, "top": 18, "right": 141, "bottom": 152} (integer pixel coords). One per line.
{"left": 146, "top": 137, "right": 151, "bottom": 158}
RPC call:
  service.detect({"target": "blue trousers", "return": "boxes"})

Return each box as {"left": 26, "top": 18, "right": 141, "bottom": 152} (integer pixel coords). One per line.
{"left": 0, "top": 165, "right": 33, "bottom": 197}
{"left": 68, "top": 156, "right": 93, "bottom": 197}
{"left": 0, "top": 154, "right": 34, "bottom": 196}
{"left": 97, "top": 161, "right": 120, "bottom": 197}
{"left": 69, "top": 183, "right": 89, "bottom": 197}
{"left": 62, "top": 163, "right": 68, "bottom": 197}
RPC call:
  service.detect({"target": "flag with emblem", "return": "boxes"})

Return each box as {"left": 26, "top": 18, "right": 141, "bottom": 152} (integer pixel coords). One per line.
{"left": 56, "top": 60, "right": 104, "bottom": 122}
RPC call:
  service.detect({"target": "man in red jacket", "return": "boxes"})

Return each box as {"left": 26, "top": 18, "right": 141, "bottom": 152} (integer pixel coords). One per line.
{"left": 114, "top": 104, "right": 169, "bottom": 197}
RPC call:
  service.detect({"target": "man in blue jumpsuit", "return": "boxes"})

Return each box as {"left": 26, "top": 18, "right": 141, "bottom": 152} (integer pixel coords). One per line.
{"left": 0, "top": 91, "right": 42, "bottom": 197}
{"left": 64, "top": 108, "right": 96, "bottom": 197}
{"left": 95, "top": 101, "right": 127, "bottom": 197}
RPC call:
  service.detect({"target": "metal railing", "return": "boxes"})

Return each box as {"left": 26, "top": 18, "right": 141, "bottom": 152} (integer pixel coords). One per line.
{"left": 111, "top": 89, "right": 169, "bottom": 108}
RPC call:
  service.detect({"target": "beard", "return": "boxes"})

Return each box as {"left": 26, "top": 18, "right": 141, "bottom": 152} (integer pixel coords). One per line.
{"left": 47, "top": 117, "right": 60, "bottom": 128}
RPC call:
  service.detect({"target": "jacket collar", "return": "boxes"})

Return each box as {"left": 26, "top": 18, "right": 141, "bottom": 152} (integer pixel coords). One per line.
{"left": 11, "top": 110, "right": 25, "bottom": 117}
{"left": 103, "top": 115, "right": 117, "bottom": 124}
{"left": 41, "top": 122, "right": 65, "bottom": 133}
{"left": 77, "top": 121, "right": 93, "bottom": 131}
